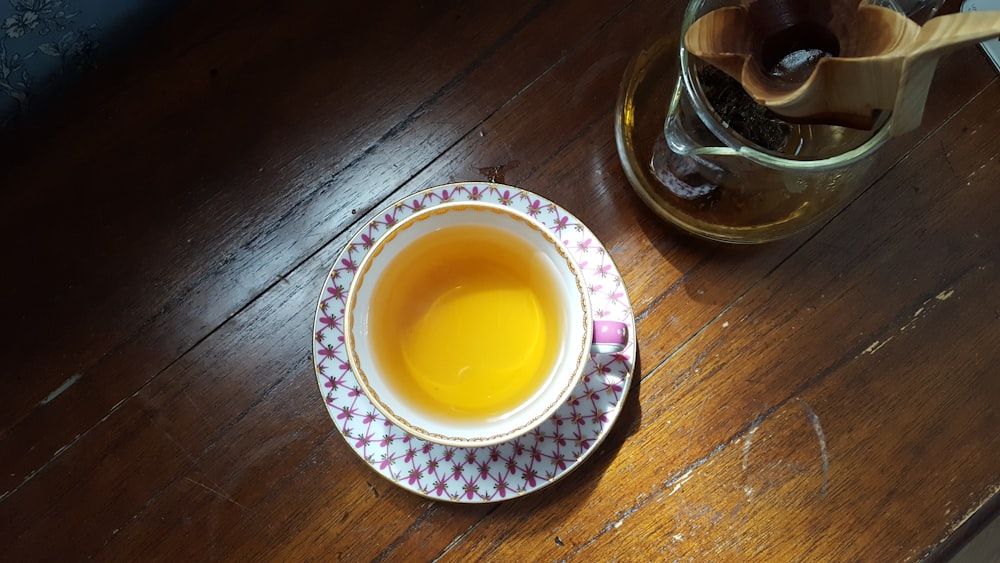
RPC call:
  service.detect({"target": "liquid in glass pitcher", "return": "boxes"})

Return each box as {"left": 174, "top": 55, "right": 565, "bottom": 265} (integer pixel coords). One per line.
{"left": 616, "top": 0, "right": 936, "bottom": 243}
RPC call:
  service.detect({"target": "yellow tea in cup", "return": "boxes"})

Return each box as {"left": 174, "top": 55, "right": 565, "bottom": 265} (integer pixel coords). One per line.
{"left": 347, "top": 201, "right": 593, "bottom": 447}
{"left": 369, "top": 223, "right": 564, "bottom": 423}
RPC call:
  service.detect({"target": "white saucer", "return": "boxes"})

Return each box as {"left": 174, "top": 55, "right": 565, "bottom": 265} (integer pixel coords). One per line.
{"left": 312, "top": 182, "right": 636, "bottom": 503}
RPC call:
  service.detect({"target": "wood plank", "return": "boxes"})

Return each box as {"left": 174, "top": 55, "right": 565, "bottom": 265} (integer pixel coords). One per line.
{"left": 0, "top": 218, "right": 501, "bottom": 560}
{"left": 0, "top": 0, "right": 526, "bottom": 425}
{"left": 1, "top": 0, "right": 996, "bottom": 560}
{"left": 0, "top": 0, "right": 631, "bottom": 497}
{"left": 431, "top": 65, "right": 1000, "bottom": 562}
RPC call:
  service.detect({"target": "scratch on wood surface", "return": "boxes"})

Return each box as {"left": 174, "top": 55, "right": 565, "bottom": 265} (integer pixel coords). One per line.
{"left": 866, "top": 287, "right": 960, "bottom": 349}
{"left": 683, "top": 392, "right": 713, "bottom": 461}
{"left": 741, "top": 414, "right": 764, "bottom": 471}
{"left": 2, "top": 391, "right": 133, "bottom": 502}
{"left": 946, "top": 482, "right": 1000, "bottom": 536}
{"left": 39, "top": 373, "right": 82, "bottom": 405}
{"left": 667, "top": 468, "right": 694, "bottom": 496}
{"left": 596, "top": 500, "right": 644, "bottom": 538}
{"left": 862, "top": 337, "right": 893, "bottom": 355}
{"left": 922, "top": 481, "right": 1000, "bottom": 561}
{"left": 184, "top": 477, "right": 246, "bottom": 510}
{"left": 144, "top": 410, "right": 200, "bottom": 467}
{"left": 570, "top": 442, "right": 731, "bottom": 558}
{"left": 798, "top": 398, "right": 829, "bottom": 496}
{"left": 182, "top": 389, "right": 210, "bottom": 422}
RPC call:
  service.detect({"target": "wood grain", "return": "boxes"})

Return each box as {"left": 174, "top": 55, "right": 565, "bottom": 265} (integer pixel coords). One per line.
{"left": 0, "top": 0, "right": 630, "bottom": 494}
{"left": 0, "top": 0, "right": 997, "bottom": 560}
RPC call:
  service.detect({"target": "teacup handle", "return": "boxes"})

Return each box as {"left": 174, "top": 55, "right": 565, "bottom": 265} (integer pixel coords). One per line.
{"left": 591, "top": 320, "right": 629, "bottom": 354}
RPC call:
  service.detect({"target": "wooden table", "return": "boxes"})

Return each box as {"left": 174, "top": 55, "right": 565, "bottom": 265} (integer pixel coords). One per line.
{"left": 2, "top": 1, "right": 998, "bottom": 560}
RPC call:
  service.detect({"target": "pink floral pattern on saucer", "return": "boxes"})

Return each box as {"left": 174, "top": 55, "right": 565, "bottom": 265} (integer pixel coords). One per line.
{"left": 312, "top": 183, "right": 635, "bottom": 503}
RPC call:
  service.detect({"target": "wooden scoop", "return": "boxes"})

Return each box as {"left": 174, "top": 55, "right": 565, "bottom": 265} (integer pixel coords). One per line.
{"left": 685, "top": 1, "right": 1000, "bottom": 134}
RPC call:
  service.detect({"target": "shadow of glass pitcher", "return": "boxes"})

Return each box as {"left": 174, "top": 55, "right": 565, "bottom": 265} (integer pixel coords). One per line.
{"left": 616, "top": 0, "right": 944, "bottom": 243}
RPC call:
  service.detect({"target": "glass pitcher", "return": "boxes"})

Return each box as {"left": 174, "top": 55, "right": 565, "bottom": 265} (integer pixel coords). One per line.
{"left": 616, "top": 0, "right": 939, "bottom": 243}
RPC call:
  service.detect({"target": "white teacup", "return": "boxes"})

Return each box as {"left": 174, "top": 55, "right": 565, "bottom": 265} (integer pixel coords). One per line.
{"left": 345, "top": 201, "right": 626, "bottom": 448}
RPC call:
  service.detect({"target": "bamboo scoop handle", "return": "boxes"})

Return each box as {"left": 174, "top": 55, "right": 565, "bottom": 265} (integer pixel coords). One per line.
{"left": 892, "top": 12, "right": 1000, "bottom": 135}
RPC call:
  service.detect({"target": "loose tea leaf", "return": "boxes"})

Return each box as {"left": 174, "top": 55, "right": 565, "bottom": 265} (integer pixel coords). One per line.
{"left": 698, "top": 66, "right": 790, "bottom": 151}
